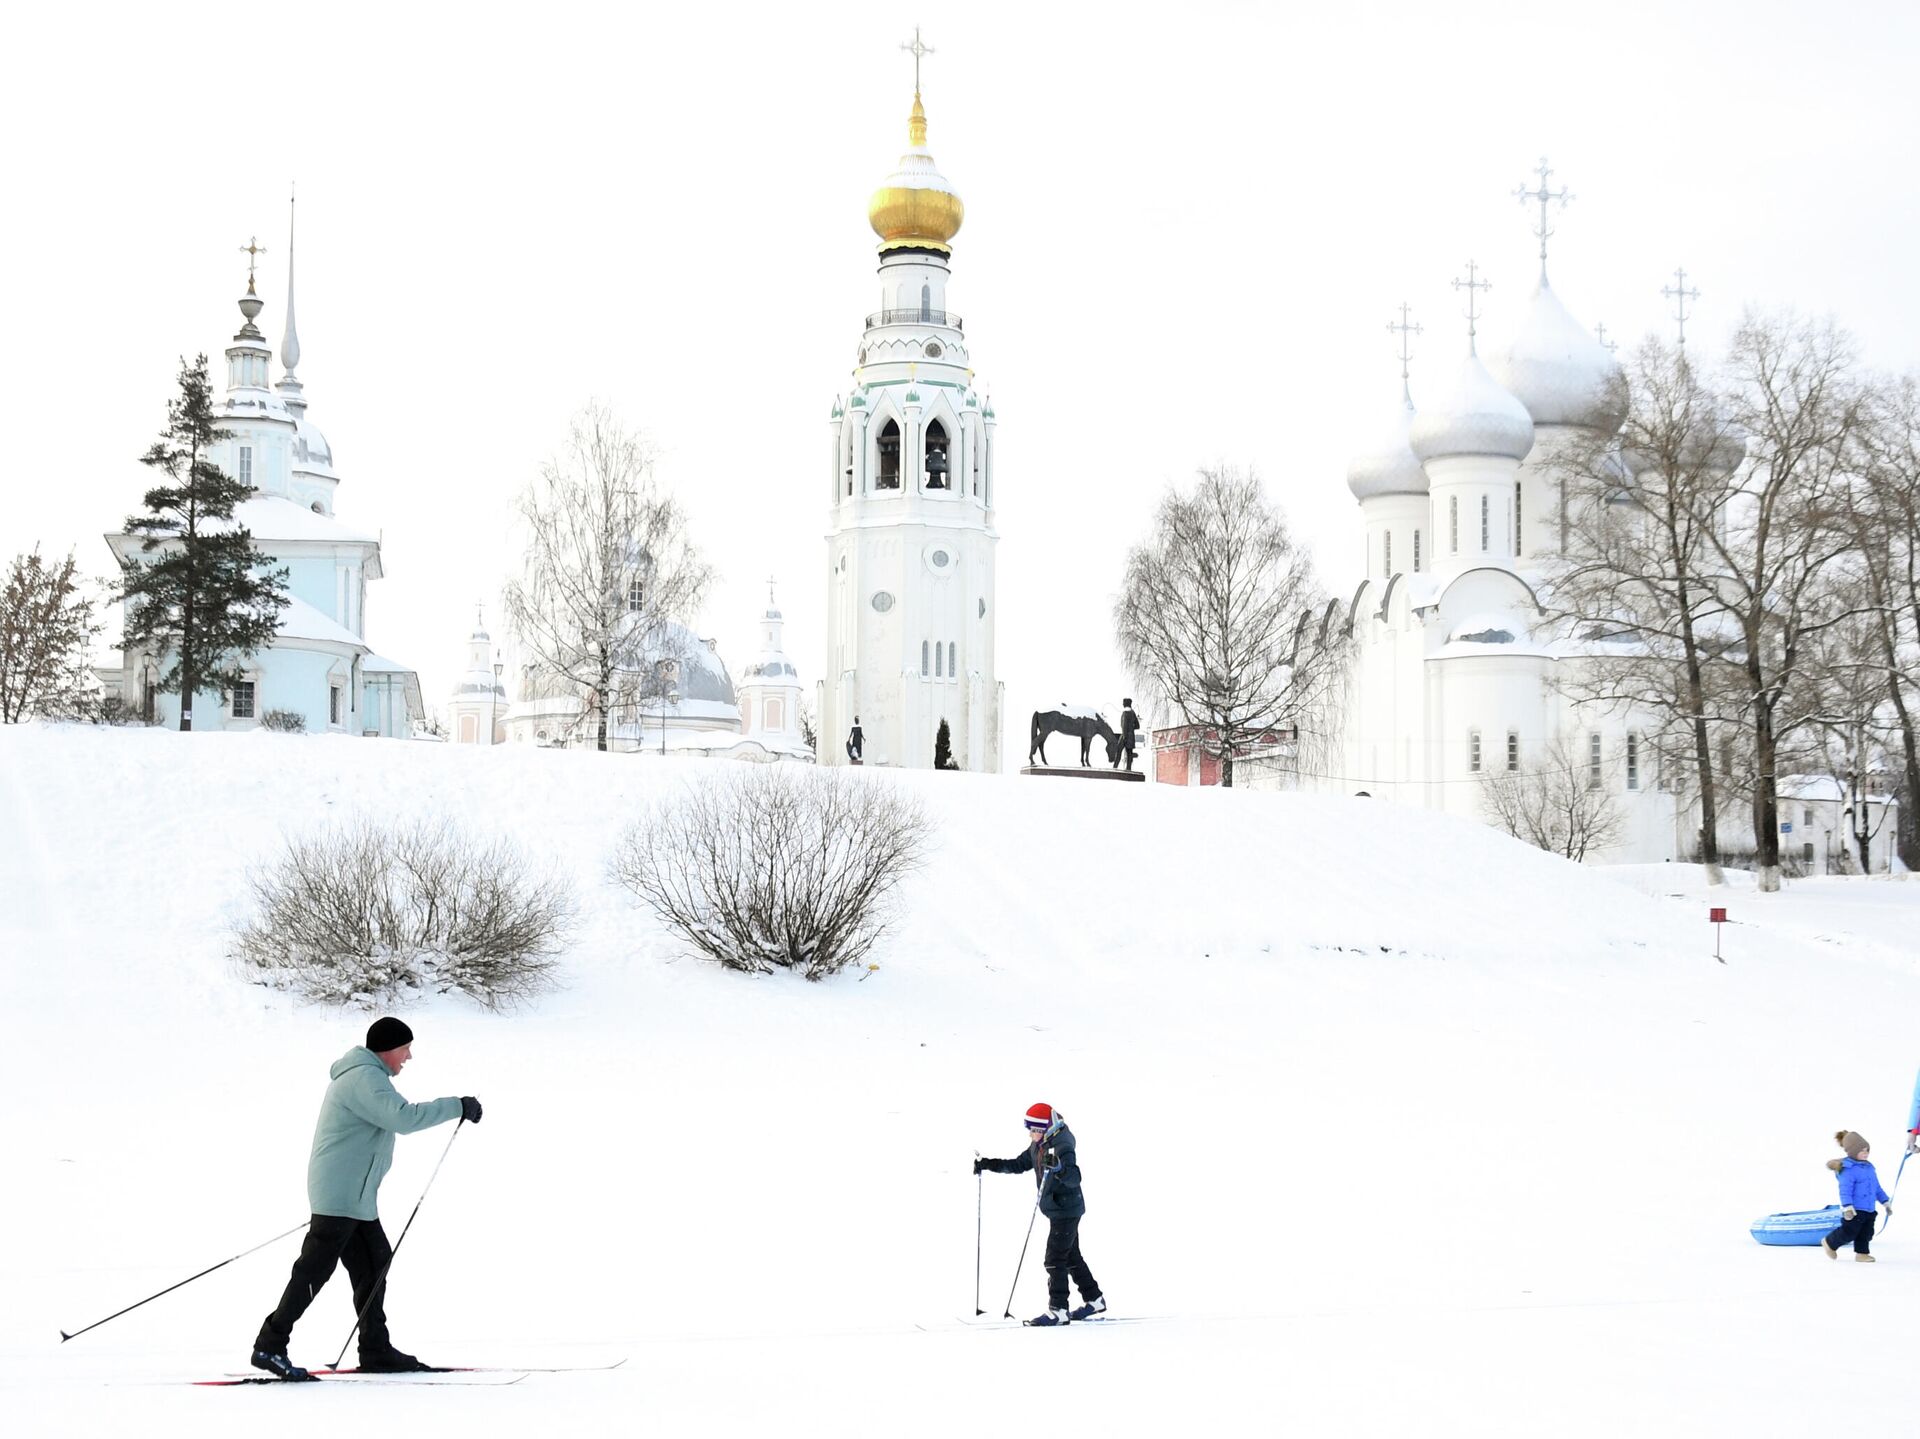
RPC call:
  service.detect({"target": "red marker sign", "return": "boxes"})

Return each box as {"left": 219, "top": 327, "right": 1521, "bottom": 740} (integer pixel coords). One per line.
{"left": 1710, "top": 907, "right": 1728, "bottom": 962}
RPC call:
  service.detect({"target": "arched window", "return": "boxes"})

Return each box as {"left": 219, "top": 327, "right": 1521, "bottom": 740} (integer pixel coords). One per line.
{"left": 948, "top": 641, "right": 957, "bottom": 678}
{"left": 1514, "top": 480, "right": 1523, "bottom": 552}
{"left": 1413, "top": 529, "right": 1422, "bottom": 573}
{"left": 924, "top": 419, "right": 950, "bottom": 489}
{"left": 1481, "top": 495, "right": 1490, "bottom": 552}
{"left": 1449, "top": 496, "right": 1459, "bottom": 553}
{"left": 935, "top": 642, "right": 943, "bottom": 678}
{"left": 877, "top": 420, "right": 901, "bottom": 489}
{"left": 920, "top": 283, "right": 931, "bottom": 321}
{"left": 921, "top": 640, "right": 930, "bottom": 676}
{"left": 1383, "top": 530, "right": 1392, "bottom": 577}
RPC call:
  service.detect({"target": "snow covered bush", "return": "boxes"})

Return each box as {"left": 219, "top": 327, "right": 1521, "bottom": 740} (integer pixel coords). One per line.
{"left": 233, "top": 817, "right": 574, "bottom": 1009}
{"left": 260, "top": 708, "right": 306, "bottom": 733}
{"left": 614, "top": 767, "right": 930, "bottom": 980}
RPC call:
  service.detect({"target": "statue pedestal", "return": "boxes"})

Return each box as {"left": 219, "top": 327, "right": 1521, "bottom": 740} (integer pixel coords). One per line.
{"left": 1019, "top": 765, "right": 1145, "bottom": 783}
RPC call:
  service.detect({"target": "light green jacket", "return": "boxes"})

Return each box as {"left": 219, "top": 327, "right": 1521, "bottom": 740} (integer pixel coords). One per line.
{"left": 307, "top": 1047, "right": 462, "bottom": 1220}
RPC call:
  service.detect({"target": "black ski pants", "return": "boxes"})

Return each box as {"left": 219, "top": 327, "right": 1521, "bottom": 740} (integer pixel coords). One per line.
{"left": 256, "top": 1214, "right": 394, "bottom": 1355}
{"left": 1826, "top": 1208, "right": 1877, "bottom": 1255}
{"left": 1042, "top": 1214, "right": 1101, "bottom": 1311}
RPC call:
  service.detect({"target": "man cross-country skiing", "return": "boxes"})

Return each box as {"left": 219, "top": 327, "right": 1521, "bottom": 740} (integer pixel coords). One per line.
{"left": 250, "top": 1017, "right": 480, "bottom": 1379}
{"left": 976, "top": 1102, "right": 1105, "bottom": 1326}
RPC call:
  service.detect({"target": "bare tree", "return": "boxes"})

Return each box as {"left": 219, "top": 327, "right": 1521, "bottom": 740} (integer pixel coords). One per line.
{"left": 1852, "top": 376, "right": 1920, "bottom": 870}
{"left": 1545, "top": 339, "right": 1745, "bottom": 883}
{"left": 1113, "top": 466, "right": 1340, "bottom": 788}
{"left": 503, "top": 403, "right": 713, "bottom": 752}
{"left": 1704, "top": 314, "right": 1869, "bottom": 891}
{"left": 1478, "top": 733, "right": 1627, "bottom": 862}
{"left": 0, "top": 547, "right": 104, "bottom": 722}
{"left": 613, "top": 768, "right": 930, "bottom": 980}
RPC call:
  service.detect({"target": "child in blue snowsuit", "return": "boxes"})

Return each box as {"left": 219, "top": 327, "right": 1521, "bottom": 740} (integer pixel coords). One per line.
{"left": 1823, "top": 1130, "right": 1890, "bottom": 1262}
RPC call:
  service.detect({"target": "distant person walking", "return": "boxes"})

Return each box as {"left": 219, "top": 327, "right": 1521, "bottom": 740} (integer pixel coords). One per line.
{"left": 846, "top": 716, "right": 864, "bottom": 763}
{"left": 1822, "top": 1130, "right": 1890, "bottom": 1262}
{"left": 251, "top": 1017, "right": 480, "bottom": 1379}
{"left": 976, "top": 1103, "right": 1105, "bottom": 1326}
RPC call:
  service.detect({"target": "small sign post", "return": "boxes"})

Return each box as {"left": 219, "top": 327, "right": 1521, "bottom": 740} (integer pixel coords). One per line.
{"left": 1709, "top": 906, "right": 1728, "bottom": 963}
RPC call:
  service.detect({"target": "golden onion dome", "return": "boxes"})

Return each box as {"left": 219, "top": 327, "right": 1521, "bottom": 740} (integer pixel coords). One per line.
{"left": 867, "top": 93, "right": 964, "bottom": 253}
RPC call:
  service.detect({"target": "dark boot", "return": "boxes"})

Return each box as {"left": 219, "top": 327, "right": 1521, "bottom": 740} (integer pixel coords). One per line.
{"left": 250, "top": 1349, "right": 314, "bottom": 1381}
{"left": 357, "top": 1344, "right": 430, "bottom": 1373}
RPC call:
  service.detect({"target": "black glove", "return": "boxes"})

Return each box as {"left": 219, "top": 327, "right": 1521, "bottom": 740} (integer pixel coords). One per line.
{"left": 460, "top": 1096, "right": 483, "bottom": 1124}
{"left": 972, "top": 1157, "right": 986, "bottom": 1174}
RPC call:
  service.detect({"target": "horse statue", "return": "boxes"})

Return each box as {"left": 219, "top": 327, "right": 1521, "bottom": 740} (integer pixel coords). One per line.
{"left": 1029, "top": 707, "right": 1121, "bottom": 767}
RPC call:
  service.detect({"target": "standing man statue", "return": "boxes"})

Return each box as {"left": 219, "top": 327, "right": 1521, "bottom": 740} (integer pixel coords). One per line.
{"left": 846, "top": 715, "right": 864, "bottom": 765}
{"left": 250, "top": 1017, "right": 481, "bottom": 1380}
{"left": 1114, "top": 698, "right": 1140, "bottom": 772}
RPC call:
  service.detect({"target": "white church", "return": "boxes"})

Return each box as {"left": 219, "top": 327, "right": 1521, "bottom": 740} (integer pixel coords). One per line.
{"left": 1295, "top": 164, "right": 1720, "bottom": 863}
{"left": 104, "top": 219, "right": 422, "bottom": 736}
{"left": 816, "top": 63, "right": 1003, "bottom": 772}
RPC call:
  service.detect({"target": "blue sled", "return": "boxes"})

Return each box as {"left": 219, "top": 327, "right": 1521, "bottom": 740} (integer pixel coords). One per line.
{"left": 1751, "top": 1205, "right": 1842, "bottom": 1246}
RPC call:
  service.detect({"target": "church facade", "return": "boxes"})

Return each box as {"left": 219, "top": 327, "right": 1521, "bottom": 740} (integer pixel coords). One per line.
{"left": 104, "top": 220, "right": 422, "bottom": 736}
{"left": 816, "top": 74, "right": 1003, "bottom": 772}
{"left": 1298, "top": 167, "right": 1704, "bottom": 863}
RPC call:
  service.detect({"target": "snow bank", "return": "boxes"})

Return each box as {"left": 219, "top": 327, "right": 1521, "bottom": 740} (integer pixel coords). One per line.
{"left": 3, "top": 724, "right": 1919, "bottom": 1436}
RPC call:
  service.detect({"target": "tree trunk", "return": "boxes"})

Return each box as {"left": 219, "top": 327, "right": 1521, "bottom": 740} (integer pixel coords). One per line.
{"left": 1676, "top": 592, "right": 1723, "bottom": 883}
{"left": 596, "top": 649, "right": 612, "bottom": 753}
{"left": 1881, "top": 652, "right": 1920, "bottom": 872}
{"left": 1750, "top": 670, "right": 1782, "bottom": 892}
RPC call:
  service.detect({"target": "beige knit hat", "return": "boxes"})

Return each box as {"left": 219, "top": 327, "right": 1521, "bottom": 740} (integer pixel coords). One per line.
{"left": 1838, "top": 1130, "right": 1870, "bottom": 1158}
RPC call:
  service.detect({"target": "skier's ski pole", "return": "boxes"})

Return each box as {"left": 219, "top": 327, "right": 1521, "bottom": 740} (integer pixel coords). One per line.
{"left": 330, "top": 1118, "right": 465, "bottom": 1369}
{"left": 1001, "top": 1207, "right": 1038, "bottom": 1320}
{"left": 974, "top": 1157, "right": 984, "bottom": 1316}
{"left": 59, "top": 1221, "right": 310, "bottom": 1343}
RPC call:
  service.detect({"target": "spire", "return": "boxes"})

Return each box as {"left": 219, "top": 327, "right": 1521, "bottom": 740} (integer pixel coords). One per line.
{"left": 281, "top": 186, "right": 302, "bottom": 376}
{"left": 901, "top": 29, "right": 933, "bottom": 144}
{"left": 1513, "top": 158, "right": 1571, "bottom": 284}
{"left": 1451, "top": 261, "right": 1491, "bottom": 356}
{"left": 235, "top": 237, "right": 267, "bottom": 341}
{"left": 1662, "top": 266, "right": 1700, "bottom": 350}
{"left": 1387, "top": 302, "right": 1422, "bottom": 404}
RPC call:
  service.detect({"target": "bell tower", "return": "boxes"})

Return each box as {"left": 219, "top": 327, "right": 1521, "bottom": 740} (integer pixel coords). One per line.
{"left": 818, "top": 34, "right": 1002, "bottom": 772}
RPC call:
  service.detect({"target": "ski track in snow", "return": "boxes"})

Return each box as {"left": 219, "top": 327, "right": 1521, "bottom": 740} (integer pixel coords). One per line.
{"left": 3, "top": 724, "right": 1918, "bottom": 1437}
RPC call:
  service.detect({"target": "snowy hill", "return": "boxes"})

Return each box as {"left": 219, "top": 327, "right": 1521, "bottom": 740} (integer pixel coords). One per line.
{"left": 4, "top": 724, "right": 1919, "bottom": 1437}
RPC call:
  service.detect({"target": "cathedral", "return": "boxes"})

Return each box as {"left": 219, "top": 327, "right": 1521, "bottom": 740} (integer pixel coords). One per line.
{"left": 1300, "top": 164, "right": 1711, "bottom": 862}
{"left": 104, "top": 211, "right": 422, "bottom": 736}
{"left": 816, "top": 50, "right": 1003, "bottom": 772}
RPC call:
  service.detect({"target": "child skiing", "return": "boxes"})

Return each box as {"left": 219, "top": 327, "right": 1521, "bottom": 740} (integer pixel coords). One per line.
{"left": 975, "top": 1102, "right": 1105, "bottom": 1326}
{"left": 1822, "top": 1130, "right": 1890, "bottom": 1262}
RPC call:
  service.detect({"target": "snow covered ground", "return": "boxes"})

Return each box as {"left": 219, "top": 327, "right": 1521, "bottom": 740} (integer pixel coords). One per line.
{"left": 3, "top": 724, "right": 1918, "bottom": 1437}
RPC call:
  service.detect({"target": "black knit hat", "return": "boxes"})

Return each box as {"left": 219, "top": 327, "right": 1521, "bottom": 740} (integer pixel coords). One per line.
{"left": 366, "top": 1017, "right": 414, "bottom": 1053}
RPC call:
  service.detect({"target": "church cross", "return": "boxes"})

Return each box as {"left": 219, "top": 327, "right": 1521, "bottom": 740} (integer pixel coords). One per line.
{"left": 1513, "top": 157, "right": 1571, "bottom": 281}
{"left": 1386, "top": 302, "right": 1422, "bottom": 390}
{"left": 1662, "top": 266, "right": 1701, "bottom": 349}
{"left": 1452, "top": 261, "right": 1491, "bottom": 353}
{"left": 901, "top": 27, "right": 935, "bottom": 92}
{"left": 1593, "top": 320, "right": 1618, "bottom": 354}
{"left": 240, "top": 235, "right": 266, "bottom": 280}
{"left": 766, "top": 575, "right": 778, "bottom": 607}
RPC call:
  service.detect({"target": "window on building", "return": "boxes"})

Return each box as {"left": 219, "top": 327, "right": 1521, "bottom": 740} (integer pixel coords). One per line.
{"left": 1413, "top": 530, "right": 1421, "bottom": 573}
{"left": 1803, "top": 808, "right": 1814, "bottom": 827}
{"left": 1469, "top": 729, "right": 1482, "bottom": 773}
{"left": 877, "top": 420, "right": 901, "bottom": 489}
{"left": 1515, "top": 481, "right": 1523, "bottom": 551}
{"left": 329, "top": 685, "right": 343, "bottom": 726}
{"left": 238, "top": 446, "right": 253, "bottom": 488}
{"left": 231, "top": 680, "right": 255, "bottom": 719}
{"left": 948, "top": 641, "right": 957, "bottom": 679}
{"left": 1627, "top": 733, "right": 1640, "bottom": 790}
{"left": 1588, "top": 732, "right": 1603, "bottom": 789}
{"left": 627, "top": 577, "right": 643, "bottom": 613}
{"left": 1450, "top": 497, "right": 1459, "bottom": 553}
{"left": 1383, "top": 531, "right": 1391, "bottom": 576}
{"left": 934, "top": 641, "right": 943, "bottom": 678}
{"left": 924, "top": 419, "right": 950, "bottom": 489}
{"left": 920, "top": 283, "right": 932, "bottom": 322}
{"left": 1803, "top": 842, "right": 1816, "bottom": 865}
{"left": 767, "top": 698, "right": 783, "bottom": 731}
{"left": 1481, "top": 494, "right": 1490, "bottom": 552}
{"left": 921, "top": 640, "right": 929, "bottom": 677}
{"left": 1506, "top": 731, "right": 1519, "bottom": 773}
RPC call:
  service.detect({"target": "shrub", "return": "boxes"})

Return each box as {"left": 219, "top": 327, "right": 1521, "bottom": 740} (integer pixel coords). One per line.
{"left": 261, "top": 708, "right": 306, "bottom": 733}
{"left": 614, "top": 766, "right": 930, "bottom": 980}
{"left": 96, "top": 695, "right": 157, "bottom": 727}
{"left": 233, "top": 817, "right": 574, "bottom": 1009}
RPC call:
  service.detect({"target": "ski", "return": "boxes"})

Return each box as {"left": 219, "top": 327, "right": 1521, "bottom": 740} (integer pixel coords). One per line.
{"left": 316, "top": 1358, "right": 628, "bottom": 1375}
{"left": 194, "top": 1372, "right": 528, "bottom": 1387}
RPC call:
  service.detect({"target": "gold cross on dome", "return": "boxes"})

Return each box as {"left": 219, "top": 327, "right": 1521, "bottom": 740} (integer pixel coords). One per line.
{"left": 1452, "top": 261, "right": 1491, "bottom": 352}
{"left": 1594, "top": 320, "right": 1618, "bottom": 354}
{"left": 240, "top": 236, "right": 267, "bottom": 279}
{"left": 901, "top": 26, "right": 935, "bottom": 92}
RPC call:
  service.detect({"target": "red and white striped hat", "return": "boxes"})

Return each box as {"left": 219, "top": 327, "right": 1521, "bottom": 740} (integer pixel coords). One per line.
{"left": 1025, "top": 1102, "right": 1054, "bottom": 1132}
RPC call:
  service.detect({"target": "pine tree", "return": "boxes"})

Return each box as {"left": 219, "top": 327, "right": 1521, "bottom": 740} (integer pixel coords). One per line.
{"left": 934, "top": 717, "right": 959, "bottom": 770}
{"left": 118, "top": 355, "right": 289, "bottom": 730}
{"left": 0, "top": 547, "right": 104, "bottom": 722}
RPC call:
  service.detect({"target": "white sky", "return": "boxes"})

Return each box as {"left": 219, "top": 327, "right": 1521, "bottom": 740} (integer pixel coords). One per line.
{"left": 5, "top": 0, "right": 1918, "bottom": 758}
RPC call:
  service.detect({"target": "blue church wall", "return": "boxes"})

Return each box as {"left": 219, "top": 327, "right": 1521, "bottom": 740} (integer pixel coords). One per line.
{"left": 139, "top": 646, "right": 353, "bottom": 734}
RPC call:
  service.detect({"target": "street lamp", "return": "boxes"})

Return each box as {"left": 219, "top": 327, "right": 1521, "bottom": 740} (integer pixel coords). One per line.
{"left": 490, "top": 657, "right": 503, "bottom": 745}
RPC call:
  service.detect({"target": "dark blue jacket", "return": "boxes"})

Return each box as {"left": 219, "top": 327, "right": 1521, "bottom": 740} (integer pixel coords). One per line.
{"left": 981, "top": 1122, "right": 1085, "bottom": 1220}
{"left": 1838, "top": 1157, "right": 1890, "bottom": 1212}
